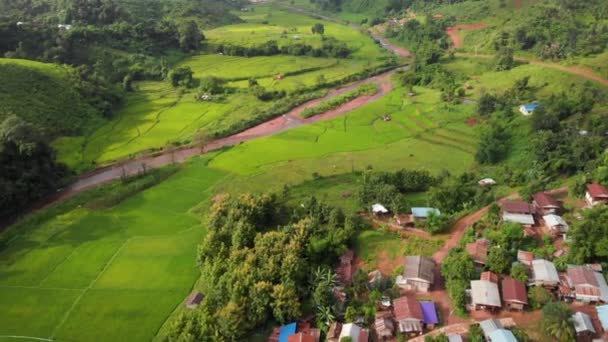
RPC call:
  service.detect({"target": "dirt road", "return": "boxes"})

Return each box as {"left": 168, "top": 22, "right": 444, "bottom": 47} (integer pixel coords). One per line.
{"left": 446, "top": 23, "right": 488, "bottom": 49}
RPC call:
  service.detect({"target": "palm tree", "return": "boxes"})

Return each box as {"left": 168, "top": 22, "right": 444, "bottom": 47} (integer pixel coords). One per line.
{"left": 541, "top": 302, "right": 576, "bottom": 342}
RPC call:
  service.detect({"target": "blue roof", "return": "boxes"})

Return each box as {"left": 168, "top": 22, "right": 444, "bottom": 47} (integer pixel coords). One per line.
{"left": 522, "top": 104, "right": 540, "bottom": 112}
{"left": 597, "top": 305, "right": 608, "bottom": 330}
{"left": 411, "top": 207, "right": 441, "bottom": 218}
{"left": 488, "top": 329, "right": 518, "bottom": 342}
{"left": 420, "top": 301, "right": 439, "bottom": 324}
{"left": 278, "top": 323, "right": 297, "bottom": 342}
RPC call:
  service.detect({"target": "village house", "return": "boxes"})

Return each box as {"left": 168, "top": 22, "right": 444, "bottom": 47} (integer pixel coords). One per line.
{"left": 502, "top": 277, "right": 528, "bottom": 311}
{"left": 395, "top": 255, "right": 435, "bottom": 292}
{"left": 572, "top": 312, "right": 596, "bottom": 342}
{"left": 185, "top": 291, "right": 203, "bottom": 309}
{"left": 287, "top": 333, "right": 316, "bottom": 342}
{"left": 543, "top": 214, "right": 569, "bottom": 236}
{"left": 480, "top": 319, "right": 503, "bottom": 339}
{"left": 470, "top": 280, "right": 501, "bottom": 311}
{"left": 519, "top": 103, "right": 540, "bottom": 116}
{"left": 480, "top": 319, "right": 518, "bottom": 342}
{"left": 530, "top": 259, "right": 560, "bottom": 288}
{"left": 411, "top": 207, "right": 441, "bottom": 221}
{"left": 466, "top": 239, "right": 490, "bottom": 266}
{"left": 517, "top": 250, "right": 535, "bottom": 267}
{"left": 393, "top": 296, "right": 424, "bottom": 335}
{"left": 374, "top": 316, "right": 395, "bottom": 340}
{"left": 586, "top": 183, "right": 608, "bottom": 206}
{"left": 481, "top": 271, "right": 499, "bottom": 284}
{"left": 501, "top": 201, "right": 535, "bottom": 226}
{"left": 533, "top": 192, "right": 561, "bottom": 215}
{"left": 566, "top": 265, "right": 608, "bottom": 303}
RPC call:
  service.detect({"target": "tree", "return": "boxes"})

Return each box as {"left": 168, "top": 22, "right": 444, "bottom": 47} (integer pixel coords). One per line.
{"left": 495, "top": 47, "right": 514, "bottom": 71}
{"left": 528, "top": 286, "right": 553, "bottom": 310}
{"left": 423, "top": 212, "right": 452, "bottom": 235}
{"left": 179, "top": 20, "right": 204, "bottom": 51}
{"left": 541, "top": 302, "right": 575, "bottom": 342}
{"left": 271, "top": 283, "right": 301, "bottom": 324}
{"left": 311, "top": 23, "right": 325, "bottom": 35}
{"left": 199, "top": 76, "right": 225, "bottom": 94}
{"left": 568, "top": 206, "right": 608, "bottom": 264}
{"left": 510, "top": 263, "right": 529, "bottom": 283}
{"left": 169, "top": 67, "right": 194, "bottom": 88}
{"left": 476, "top": 123, "right": 511, "bottom": 164}
{"left": 477, "top": 92, "right": 498, "bottom": 116}
{"left": 486, "top": 246, "right": 512, "bottom": 274}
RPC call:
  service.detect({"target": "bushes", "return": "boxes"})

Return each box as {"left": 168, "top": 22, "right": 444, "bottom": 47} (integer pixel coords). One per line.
{"left": 301, "top": 83, "right": 378, "bottom": 118}
{"left": 210, "top": 36, "right": 353, "bottom": 59}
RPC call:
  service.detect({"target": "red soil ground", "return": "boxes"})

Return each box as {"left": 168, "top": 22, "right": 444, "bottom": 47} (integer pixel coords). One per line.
{"left": 446, "top": 22, "right": 488, "bottom": 49}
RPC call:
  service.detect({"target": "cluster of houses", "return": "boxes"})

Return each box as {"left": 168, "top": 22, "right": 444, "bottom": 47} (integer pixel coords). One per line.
{"left": 499, "top": 190, "right": 569, "bottom": 237}
{"left": 372, "top": 203, "right": 441, "bottom": 227}
{"left": 269, "top": 322, "right": 322, "bottom": 342}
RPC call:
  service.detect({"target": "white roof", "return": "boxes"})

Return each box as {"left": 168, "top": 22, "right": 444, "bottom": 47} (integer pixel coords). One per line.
{"left": 595, "top": 272, "right": 608, "bottom": 303}
{"left": 447, "top": 334, "right": 463, "bottom": 342}
{"left": 372, "top": 204, "right": 389, "bottom": 214}
{"left": 543, "top": 214, "right": 568, "bottom": 230}
{"left": 480, "top": 318, "right": 503, "bottom": 336}
{"left": 340, "top": 323, "right": 361, "bottom": 342}
{"left": 471, "top": 280, "right": 501, "bottom": 307}
{"left": 532, "top": 259, "right": 559, "bottom": 283}
{"left": 478, "top": 178, "right": 497, "bottom": 186}
{"left": 502, "top": 213, "right": 535, "bottom": 225}
{"left": 572, "top": 312, "right": 596, "bottom": 333}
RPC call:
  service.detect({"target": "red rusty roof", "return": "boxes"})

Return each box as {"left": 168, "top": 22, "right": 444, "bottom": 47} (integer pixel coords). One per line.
{"left": 568, "top": 266, "right": 599, "bottom": 287}
{"left": 393, "top": 296, "right": 423, "bottom": 321}
{"left": 533, "top": 192, "right": 560, "bottom": 208}
{"left": 588, "top": 183, "right": 608, "bottom": 198}
{"left": 481, "top": 271, "right": 499, "bottom": 284}
{"left": 466, "top": 239, "right": 490, "bottom": 264}
{"left": 501, "top": 201, "right": 533, "bottom": 214}
{"left": 501, "top": 277, "right": 528, "bottom": 304}
{"left": 288, "top": 333, "right": 316, "bottom": 342}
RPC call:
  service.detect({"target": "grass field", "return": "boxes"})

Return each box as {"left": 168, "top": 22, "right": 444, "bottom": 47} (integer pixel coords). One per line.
{"left": 53, "top": 5, "right": 391, "bottom": 171}
{"left": 0, "top": 156, "right": 228, "bottom": 341}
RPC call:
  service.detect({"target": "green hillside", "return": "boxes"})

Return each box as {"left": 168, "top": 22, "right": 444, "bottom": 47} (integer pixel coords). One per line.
{"left": 0, "top": 58, "right": 103, "bottom": 137}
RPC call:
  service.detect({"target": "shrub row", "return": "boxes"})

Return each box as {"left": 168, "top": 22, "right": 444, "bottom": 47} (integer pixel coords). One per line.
{"left": 301, "top": 83, "right": 378, "bottom": 118}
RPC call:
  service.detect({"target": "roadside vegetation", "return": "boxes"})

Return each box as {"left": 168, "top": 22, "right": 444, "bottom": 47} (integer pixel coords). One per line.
{"left": 301, "top": 83, "right": 378, "bottom": 118}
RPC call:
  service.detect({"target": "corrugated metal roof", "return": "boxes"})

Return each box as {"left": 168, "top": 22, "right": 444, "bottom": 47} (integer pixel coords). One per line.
{"left": 588, "top": 183, "right": 608, "bottom": 198}
{"left": 372, "top": 203, "right": 389, "bottom": 213}
{"left": 403, "top": 255, "right": 435, "bottom": 283}
{"left": 572, "top": 312, "right": 596, "bottom": 334}
{"left": 466, "top": 239, "right": 490, "bottom": 264}
{"left": 501, "top": 201, "right": 533, "bottom": 214}
{"left": 568, "top": 266, "right": 599, "bottom": 287}
{"left": 480, "top": 319, "right": 503, "bottom": 336}
{"left": 488, "top": 329, "right": 518, "bottom": 342}
{"left": 502, "top": 213, "right": 535, "bottom": 225}
{"left": 411, "top": 207, "right": 440, "bottom": 218}
{"left": 502, "top": 277, "right": 528, "bottom": 304}
{"left": 279, "top": 323, "right": 297, "bottom": 342}
{"left": 543, "top": 214, "right": 568, "bottom": 231}
{"left": 534, "top": 192, "right": 560, "bottom": 208}
{"left": 339, "top": 323, "right": 361, "bottom": 342}
{"left": 394, "top": 296, "right": 423, "bottom": 321}
{"left": 532, "top": 259, "right": 559, "bottom": 283}
{"left": 596, "top": 305, "right": 608, "bottom": 330}
{"left": 595, "top": 272, "right": 608, "bottom": 303}
{"left": 471, "top": 280, "right": 501, "bottom": 307}
{"left": 447, "top": 334, "right": 463, "bottom": 342}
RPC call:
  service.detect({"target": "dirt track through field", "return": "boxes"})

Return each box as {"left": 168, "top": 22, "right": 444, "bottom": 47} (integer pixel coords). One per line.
{"left": 445, "top": 21, "right": 608, "bottom": 87}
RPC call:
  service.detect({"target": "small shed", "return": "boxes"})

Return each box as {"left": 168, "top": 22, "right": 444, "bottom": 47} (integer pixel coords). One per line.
{"left": 572, "top": 312, "right": 596, "bottom": 341}
{"left": 372, "top": 203, "right": 389, "bottom": 215}
{"left": 411, "top": 207, "right": 441, "bottom": 219}
{"left": 543, "top": 214, "right": 569, "bottom": 236}
{"left": 478, "top": 178, "right": 497, "bottom": 187}
{"left": 447, "top": 334, "right": 463, "bottom": 342}
{"left": 339, "top": 323, "right": 361, "bottom": 342}
{"left": 480, "top": 319, "right": 503, "bottom": 339}
{"left": 374, "top": 316, "right": 395, "bottom": 339}
{"left": 470, "top": 280, "right": 501, "bottom": 311}
{"left": 502, "top": 277, "right": 528, "bottom": 311}
{"left": 530, "top": 259, "right": 560, "bottom": 288}
{"left": 185, "top": 291, "right": 204, "bottom": 309}
{"left": 519, "top": 103, "right": 540, "bottom": 116}
{"left": 481, "top": 271, "right": 499, "bottom": 284}
{"left": 420, "top": 302, "right": 439, "bottom": 329}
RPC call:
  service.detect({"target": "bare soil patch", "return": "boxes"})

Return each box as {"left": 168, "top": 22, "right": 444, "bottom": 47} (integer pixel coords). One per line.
{"left": 446, "top": 22, "right": 488, "bottom": 49}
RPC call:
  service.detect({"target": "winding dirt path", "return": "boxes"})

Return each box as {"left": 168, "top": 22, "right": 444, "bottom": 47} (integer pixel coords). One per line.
{"left": 446, "top": 23, "right": 487, "bottom": 49}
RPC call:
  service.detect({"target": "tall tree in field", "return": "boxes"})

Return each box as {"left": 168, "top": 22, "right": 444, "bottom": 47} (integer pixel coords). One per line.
{"left": 179, "top": 20, "right": 204, "bottom": 51}
{"left": 311, "top": 23, "right": 325, "bottom": 35}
